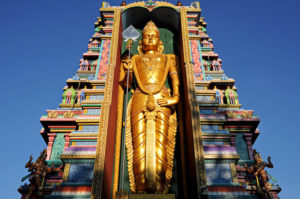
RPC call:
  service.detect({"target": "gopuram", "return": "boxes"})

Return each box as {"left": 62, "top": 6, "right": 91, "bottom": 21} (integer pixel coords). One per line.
{"left": 19, "top": 1, "right": 281, "bottom": 199}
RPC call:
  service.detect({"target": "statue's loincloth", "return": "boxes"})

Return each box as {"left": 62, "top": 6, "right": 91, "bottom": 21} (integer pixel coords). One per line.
{"left": 125, "top": 86, "right": 177, "bottom": 193}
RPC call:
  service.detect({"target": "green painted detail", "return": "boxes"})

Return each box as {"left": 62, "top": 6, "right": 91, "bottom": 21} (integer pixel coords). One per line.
{"left": 201, "top": 47, "right": 213, "bottom": 51}
{"left": 62, "top": 87, "right": 76, "bottom": 104}
{"left": 235, "top": 134, "right": 249, "bottom": 160}
{"left": 81, "top": 104, "right": 102, "bottom": 107}
{"left": 63, "top": 159, "right": 95, "bottom": 163}
{"left": 205, "top": 159, "right": 236, "bottom": 164}
{"left": 46, "top": 160, "right": 63, "bottom": 166}
{"left": 94, "top": 40, "right": 104, "bottom": 78}
{"left": 50, "top": 134, "right": 65, "bottom": 161}
{"left": 237, "top": 160, "right": 254, "bottom": 166}
{"left": 89, "top": 47, "right": 101, "bottom": 51}
{"left": 60, "top": 182, "right": 92, "bottom": 186}
{"left": 224, "top": 89, "right": 239, "bottom": 104}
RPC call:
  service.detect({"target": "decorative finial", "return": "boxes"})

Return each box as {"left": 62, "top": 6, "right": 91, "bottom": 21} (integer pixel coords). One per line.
{"left": 120, "top": 1, "right": 126, "bottom": 6}
{"left": 176, "top": 1, "right": 183, "bottom": 6}
{"left": 143, "top": 21, "right": 159, "bottom": 37}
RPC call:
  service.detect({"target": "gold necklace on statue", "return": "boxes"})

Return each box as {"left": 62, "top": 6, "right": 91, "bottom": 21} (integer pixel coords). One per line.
{"left": 142, "top": 55, "right": 158, "bottom": 80}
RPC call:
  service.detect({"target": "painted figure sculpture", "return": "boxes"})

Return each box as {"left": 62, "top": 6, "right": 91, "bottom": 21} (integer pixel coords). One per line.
{"left": 244, "top": 149, "right": 274, "bottom": 198}
{"left": 18, "top": 149, "right": 51, "bottom": 199}
{"left": 122, "top": 21, "right": 180, "bottom": 193}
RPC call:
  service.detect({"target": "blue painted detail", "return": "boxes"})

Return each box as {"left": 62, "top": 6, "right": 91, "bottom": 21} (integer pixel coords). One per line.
{"left": 202, "top": 141, "right": 227, "bottom": 146}
{"left": 45, "top": 194, "right": 91, "bottom": 199}
{"left": 197, "top": 40, "right": 206, "bottom": 80}
{"left": 71, "top": 130, "right": 98, "bottom": 134}
{"left": 86, "top": 109, "right": 101, "bottom": 115}
{"left": 50, "top": 134, "right": 65, "bottom": 161}
{"left": 89, "top": 95, "right": 104, "bottom": 101}
{"left": 221, "top": 74, "right": 229, "bottom": 80}
{"left": 82, "top": 125, "right": 99, "bottom": 131}
{"left": 205, "top": 163, "right": 232, "bottom": 185}
{"left": 88, "top": 74, "right": 95, "bottom": 80}
{"left": 201, "top": 125, "right": 219, "bottom": 131}
{"left": 73, "top": 75, "right": 80, "bottom": 80}
{"left": 235, "top": 134, "right": 250, "bottom": 160}
{"left": 206, "top": 75, "right": 213, "bottom": 80}
{"left": 74, "top": 141, "right": 97, "bottom": 146}
{"left": 68, "top": 163, "right": 94, "bottom": 182}
{"left": 200, "top": 109, "right": 215, "bottom": 114}
{"left": 196, "top": 95, "right": 213, "bottom": 102}
{"left": 94, "top": 40, "right": 104, "bottom": 78}
{"left": 95, "top": 85, "right": 105, "bottom": 89}
{"left": 202, "top": 130, "right": 230, "bottom": 134}
{"left": 195, "top": 85, "right": 205, "bottom": 90}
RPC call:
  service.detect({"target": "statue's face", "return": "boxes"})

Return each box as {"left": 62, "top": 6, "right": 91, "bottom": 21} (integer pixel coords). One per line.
{"left": 254, "top": 155, "right": 259, "bottom": 162}
{"left": 142, "top": 30, "right": 159, "bottom": 52}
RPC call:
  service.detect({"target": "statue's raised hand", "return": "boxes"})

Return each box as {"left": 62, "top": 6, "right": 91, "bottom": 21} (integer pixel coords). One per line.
{"left": 121, "top": 59, "right": 133, "bottom": 71}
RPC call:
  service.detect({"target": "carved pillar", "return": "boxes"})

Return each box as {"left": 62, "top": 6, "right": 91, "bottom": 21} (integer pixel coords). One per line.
{"left": 46, "top": 133, "right": 56, "bottom": 160}
{"left": 180, "top": 7, "right": 206, "bottom": 198}
{"left": 64, "top": 133, "right": 70, "bottom": 150}
{"left": 244, "top": 133, "right": 253, "bottom": 160}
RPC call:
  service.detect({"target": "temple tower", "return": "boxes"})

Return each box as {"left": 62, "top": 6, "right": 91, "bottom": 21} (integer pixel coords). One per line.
{"left": 19, "top": 1, "right": 281, "bottom": 199}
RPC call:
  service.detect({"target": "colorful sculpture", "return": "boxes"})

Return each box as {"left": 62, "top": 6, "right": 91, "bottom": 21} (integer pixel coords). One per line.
{"left": 122, "top": 21, "right": 180, "bottom": 193}
{"left": 244, "top": 149, "right": 274, "bottom": 198}
{"left": 18, "top": 149, "right": 52, "bottom": 199}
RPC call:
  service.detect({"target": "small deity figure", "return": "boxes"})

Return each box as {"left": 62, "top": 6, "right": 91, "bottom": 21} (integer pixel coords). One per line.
{"left": 122, "top": 21, "right": 180, "bottom": 193}
{"left": 18, "top": 149, "right": 52, "bottom": 199}
{"left": 244, "top": 149, "right": 274, "bottom": 198}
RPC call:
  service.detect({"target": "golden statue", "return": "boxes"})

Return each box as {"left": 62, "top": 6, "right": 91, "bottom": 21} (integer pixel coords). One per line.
{"left": 121, "top": 21, "right": 180, "bottom": 193}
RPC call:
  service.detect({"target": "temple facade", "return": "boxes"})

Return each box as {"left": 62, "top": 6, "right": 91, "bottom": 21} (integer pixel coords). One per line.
{"left": 19, "top": 1, "right": 281, "bottom": 199}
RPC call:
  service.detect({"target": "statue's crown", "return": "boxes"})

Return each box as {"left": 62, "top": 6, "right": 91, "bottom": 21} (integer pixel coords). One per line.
{"left": 143, "top": 21, "right": 159, "bottom": 36}
{"left": 253, "top": 149, "right": 262, "bottom": 160}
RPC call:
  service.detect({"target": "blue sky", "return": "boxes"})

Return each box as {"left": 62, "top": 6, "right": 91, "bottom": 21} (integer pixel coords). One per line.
{"left": 0, "top": 0, "right": 299, "bottom": 198}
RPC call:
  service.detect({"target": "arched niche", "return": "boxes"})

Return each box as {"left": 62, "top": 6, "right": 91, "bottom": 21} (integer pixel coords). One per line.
{"left": 121, "top": 6, "right": 180, "bottom": 55}
{"left": 119, "top": 6, "right": 183, "bottom": 196}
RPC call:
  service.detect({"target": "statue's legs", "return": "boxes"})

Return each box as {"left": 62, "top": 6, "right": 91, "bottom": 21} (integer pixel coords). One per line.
{"left": 130, "top": 90, "right": 171, "bottom": 193}
{"left": 155, "top": 109, "right": 170, "bottom": 192}
{"left": 131, "top": 111, "right": 147, "bottom": 192}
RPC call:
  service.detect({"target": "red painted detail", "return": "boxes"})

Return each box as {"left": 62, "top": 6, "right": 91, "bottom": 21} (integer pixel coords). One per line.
{"left": 53, "top": 185, "right": 91, "bottom": 192}
{"left": 208, "top": 185, "right": 246, "bottom": 192}
{"left": 101, "top": 15, "right": 122, "bottom": 199}
{"left": 97, "top": 40, "right": 111, "bottom": 80}
{"left": 190, "top": 40, "right": 204, "bottom": 81}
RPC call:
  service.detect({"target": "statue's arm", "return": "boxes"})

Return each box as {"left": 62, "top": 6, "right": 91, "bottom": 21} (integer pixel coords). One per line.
{"left": 120, "top": 55, "right": 134, "bottom": 88}
{"left": 169, "top": 55, "right": 180, "bottom": 103}
{"left": 266, "top": 156, "right": 274, "bottom": 168}
{"left": 157, "top": 54, "right": 179, "bottom": 107}
{"left": 244, "top": 164, "right": 253, "bottom": 174}
{"left": 25, "top": 155, "right": 33, "bottom": 168}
